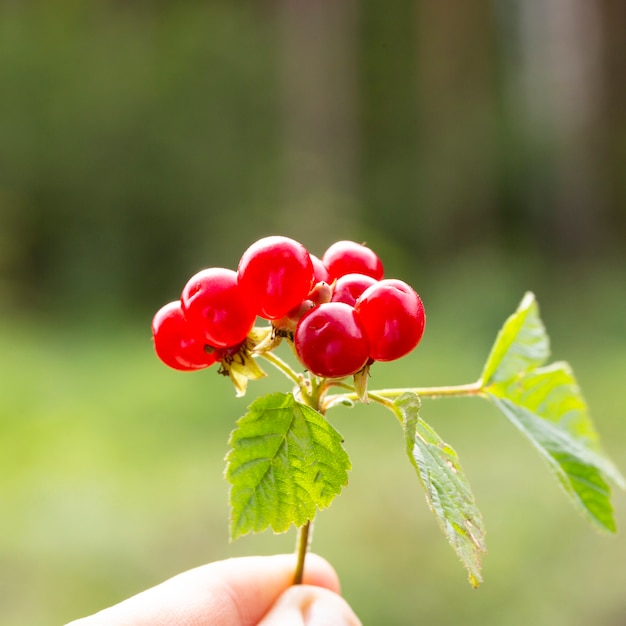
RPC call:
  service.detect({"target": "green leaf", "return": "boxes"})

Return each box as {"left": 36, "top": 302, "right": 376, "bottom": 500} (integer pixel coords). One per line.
{"left": 486, "top": 363, "right": 625, "bottom": 532}
{"left": 225, "top": 392, "right": 351, "bottom": 540}
{"left": 481, "top": 291, "right": 550, "bottom": 385}
{"left": 481, "top": 293, "right": 625, "bottom": 533}
{"left": 396, "top": 392, "right": 487, "bottom": 588}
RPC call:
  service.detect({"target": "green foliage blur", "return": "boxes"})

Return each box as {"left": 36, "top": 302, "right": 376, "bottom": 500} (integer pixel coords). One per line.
{"left": 1, "top": 1, "right": 625, "bottom": 625}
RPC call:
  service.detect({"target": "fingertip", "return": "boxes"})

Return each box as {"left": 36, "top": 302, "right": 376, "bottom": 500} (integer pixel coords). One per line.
{"left": 259, "top": 585, "right": 362, "bottom": 626}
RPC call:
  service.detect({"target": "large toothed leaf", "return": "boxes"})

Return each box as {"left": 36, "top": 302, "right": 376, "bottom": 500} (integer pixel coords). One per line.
{"left": 481, "top": 293, "right": 625, "bottom": 533}
{"left": 225, "top": 392, "right": 351, "bottom": 540}
{"left": 396, "top": 392, "right": 486, "bottom": 588}
{"left": 486, "top": 363, "right": 625, "bottom": 533}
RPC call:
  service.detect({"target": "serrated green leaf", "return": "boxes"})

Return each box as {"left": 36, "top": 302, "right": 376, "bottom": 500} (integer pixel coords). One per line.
{"left": 396, "top": 392, "right": 486, "bottom": 588}
{"left": 486, "top": 363, "right": 625, "bottom": 532}
{"left": 479, "top": 293, "right": 624, "bottom": 532}
{"left": 488, "top": 362, "right": 613, "bottom": 456}
{"left": 481, "top": 292, "right": 550, "bottom": 385}
{"left": 225, "top": 392, "right": 351, "bottom": 540}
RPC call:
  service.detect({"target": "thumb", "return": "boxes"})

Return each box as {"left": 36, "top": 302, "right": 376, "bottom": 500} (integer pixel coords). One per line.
{"left": 259, "top": 585, "right": 362, "bottom": 626}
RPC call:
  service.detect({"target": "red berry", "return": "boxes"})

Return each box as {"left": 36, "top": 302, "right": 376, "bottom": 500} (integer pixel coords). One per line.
{"left": 181, "top": 267, "right": 256, "bottom": 348}
{"left": 238, "top": 236, "right": 314, "bottom": 320}
{"left": 355, "top": 279, "right": 425, "bottom": 362}
{"left": 152, "top": 301, "right": 218, "bottom": 371}
{"left": 322, "top": 240, "right": 384, "bottom": 281}
{"left": 294, "top": 302, "right": 370, "bottom": 378}
{"left": 311, "top": 254, "right": 330, "bottom": 283}
{"left": 331, "top": 273, "right": 378, "bottom": 307}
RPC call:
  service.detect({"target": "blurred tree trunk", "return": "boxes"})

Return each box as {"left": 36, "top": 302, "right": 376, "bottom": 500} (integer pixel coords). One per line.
{"left": 356, "top": 0, "right": 420, "bottom": 259}
{"left": 414, "top": 1, "right": 499, "bottom": 258}
{"left": 278, "top": 0, "right": 359, "bottom": 249}
{"left": 516, "top": 0, "right": 610, "bottom": 260}
{"left": 598, "top": 0, "right": 626, "bottom": 244}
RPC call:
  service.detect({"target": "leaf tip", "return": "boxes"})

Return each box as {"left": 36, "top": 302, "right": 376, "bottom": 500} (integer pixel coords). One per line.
{"left": 520, "top": 291, "right": 537, "bottom": 309}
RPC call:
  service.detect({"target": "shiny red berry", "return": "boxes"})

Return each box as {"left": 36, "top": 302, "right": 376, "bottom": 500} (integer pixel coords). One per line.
{"left": 322, "top": 240, "right": 384, "bottom": 281}
{"left": 181, "top": 267, "right": 256, "bottom": 348}
{"left": 331, "top": 273, "right": 378, "bottom": 307}
{"left": 294, "top": 302, "right": 370, "bottom": 378}
{"left": 238, "top": 236, "right": 314, "bottom": 320}
{"left": 152, "top": 301, "right": 218, "bottom": 371}
{"left": 311, "top": 254, "right": 330, "bottom": 283}
{"left": 355, "top": 279, "right": 425, "bottom": 362}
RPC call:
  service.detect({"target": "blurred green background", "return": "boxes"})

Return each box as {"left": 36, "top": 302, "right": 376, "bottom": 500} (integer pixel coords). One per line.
{"left": 1, "top": 1, "right": 625, "bottom": 625}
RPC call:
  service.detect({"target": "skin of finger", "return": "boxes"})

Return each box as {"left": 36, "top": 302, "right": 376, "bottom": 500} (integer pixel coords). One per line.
{"left": 258, "top": 586, "right": 362, "bottom": 626}
{"left": 64, "top": 553, "right": 341, "bottom": 626}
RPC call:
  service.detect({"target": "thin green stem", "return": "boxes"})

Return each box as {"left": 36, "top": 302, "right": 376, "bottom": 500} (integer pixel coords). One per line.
{"left": 289, "top": 374, "right": 328, "bottom": 585}
{"left": 259, "top": 351, "right": 305, "bottom": 389}
{"left": 322, "top": 380, "right": 485, "bottom": 411}
{"left": 371, "top": 380, "right": 485, "bottom": 400}
{"left": 305, "top": 375, "right": 325, "bottom": 411}
{"left": 293, "top": 519, "right": 313, "bottom": 585}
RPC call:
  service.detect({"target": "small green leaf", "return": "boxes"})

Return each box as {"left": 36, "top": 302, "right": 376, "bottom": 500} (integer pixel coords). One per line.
{"left": 396, "top": 392, "right": 487, "bottom": 587}
{"left": 486, "top": 363, "right": 625, "bottom": 532}
{"left": 225, "top": 392, "right": 351, "bottom": 540}
{"left": 481, "top": 292, "right": 550, "bottom": 385}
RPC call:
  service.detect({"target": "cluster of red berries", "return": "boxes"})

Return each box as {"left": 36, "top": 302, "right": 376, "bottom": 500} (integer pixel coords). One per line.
{"left": 152, "top": 236, "right": 425, "bottom": 380}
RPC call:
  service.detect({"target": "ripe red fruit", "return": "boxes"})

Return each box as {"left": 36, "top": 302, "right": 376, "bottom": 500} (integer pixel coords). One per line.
{"left": 310, "top": 254, "right": 330, "bottom": 283}
{"left": 355, "top": 279, "right": 425, "bottom": 362}
{"left": 181, "top": 267, "right": 256, "bottom": 348}
{"left": 238, "top": 236, "right": 314, "bottom": 320}
{"left": 294, "top": 302, "right": 370, "bottom": 378}
{"left": 331, "top": 273, "right": 378, "bottom": 307}
{"left": 152, "top": 301, "right": 218, "bottom": 371}
{"left": 322, "top": 240, "right": 384, "bottom": 281}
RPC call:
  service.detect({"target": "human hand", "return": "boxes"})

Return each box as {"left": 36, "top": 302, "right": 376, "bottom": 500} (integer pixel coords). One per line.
{"left": 65, "top": 553, "right": 361, "bottom": 626}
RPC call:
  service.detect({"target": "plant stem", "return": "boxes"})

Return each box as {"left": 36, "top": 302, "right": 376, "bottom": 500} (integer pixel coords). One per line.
{"left": 289, "top": 375, "right": 328, "bottom": 584}
{"left": 259, "top": 351, "right": 305, "bottom": 389}
{"left": 372, "top": 380, "right": 485, "bottom": 400}
{"left": 293, "top": 519, "right": 313, "bottom": 585}
{"left": 322, "top": 380, "right": 485, "bottom": 411}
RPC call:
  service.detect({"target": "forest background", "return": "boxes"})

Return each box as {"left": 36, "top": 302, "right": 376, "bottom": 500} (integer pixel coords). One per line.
{"left": 1, "top": 2, "right": 625, "bottom": 625}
